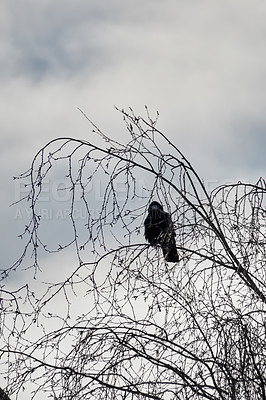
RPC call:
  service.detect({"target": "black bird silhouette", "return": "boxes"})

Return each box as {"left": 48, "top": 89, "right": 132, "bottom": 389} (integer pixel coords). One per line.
{"left": 144, "top": 201, "right": 179, "bottom": 263}
{"left": 0, "top": 387, "right": 11, "bottom": 400}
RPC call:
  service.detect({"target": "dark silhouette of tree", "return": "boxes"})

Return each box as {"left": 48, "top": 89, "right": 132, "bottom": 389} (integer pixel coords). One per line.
{"left": 1, "top": 107, "right": 265, "bottom": 399}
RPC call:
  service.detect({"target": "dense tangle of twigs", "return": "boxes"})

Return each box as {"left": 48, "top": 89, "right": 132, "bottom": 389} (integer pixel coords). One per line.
{"left": 1, "top": 108, "right": 265, "bottom": 400}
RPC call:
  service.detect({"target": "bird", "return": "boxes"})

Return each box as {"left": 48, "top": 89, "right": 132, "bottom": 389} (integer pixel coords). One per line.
{"left": 144, "top": 201, "right": 179, "bottom": 263}
{"left": 0, "top": 388, "right": 11, "bottom": 400}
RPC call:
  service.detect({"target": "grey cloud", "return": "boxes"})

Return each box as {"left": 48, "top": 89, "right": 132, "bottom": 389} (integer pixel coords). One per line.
{"left": 1, "top": 0, "right": 173, "bottom": 81}
{"left": 224, "top": 119, "right": 266, "bottom": 171}
{"left": 2, "top": 0, "right": 266, "bottom": 278}
{"left": 2, "top": 4, "right": 106, "bottom": 80}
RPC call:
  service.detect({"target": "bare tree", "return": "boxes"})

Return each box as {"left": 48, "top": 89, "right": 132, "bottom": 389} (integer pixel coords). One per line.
{"left": 1, "top": 107, "right": 265, "bottom": 399}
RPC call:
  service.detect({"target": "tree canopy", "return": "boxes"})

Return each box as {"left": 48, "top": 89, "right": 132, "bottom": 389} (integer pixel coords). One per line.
{"left": 1, "top": 108, "right": 265, "bottom": 400}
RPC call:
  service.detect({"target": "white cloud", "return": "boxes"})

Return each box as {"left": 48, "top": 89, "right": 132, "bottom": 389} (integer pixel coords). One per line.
{"left": 1, "top": 0, "right": 266, "bottom": 270}
{"left": 1, "top": 2, "right": 266, "bottom": 398}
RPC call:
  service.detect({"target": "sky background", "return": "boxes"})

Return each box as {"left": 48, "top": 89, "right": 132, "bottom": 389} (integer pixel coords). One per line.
{"left": 1, "top": 0, "right": 266, "bottom": 280}
{"left": 2, "top": 0, "right": 266, "bottom": 273}
{"left": 1, "top": 0, "right": 266, "bottom": 397}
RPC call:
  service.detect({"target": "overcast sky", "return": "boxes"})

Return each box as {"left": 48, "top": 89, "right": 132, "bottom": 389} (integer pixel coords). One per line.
{"left": 1, "top": 0, "right": 266, "bottom": 289}
{"left": 1, "top": 1, "right": 266, "bottom": 398}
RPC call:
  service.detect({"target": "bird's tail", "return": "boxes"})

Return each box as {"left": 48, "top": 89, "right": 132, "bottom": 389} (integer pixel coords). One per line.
{"left": 161, "top": 236, "right": 179, "bottom": 263}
